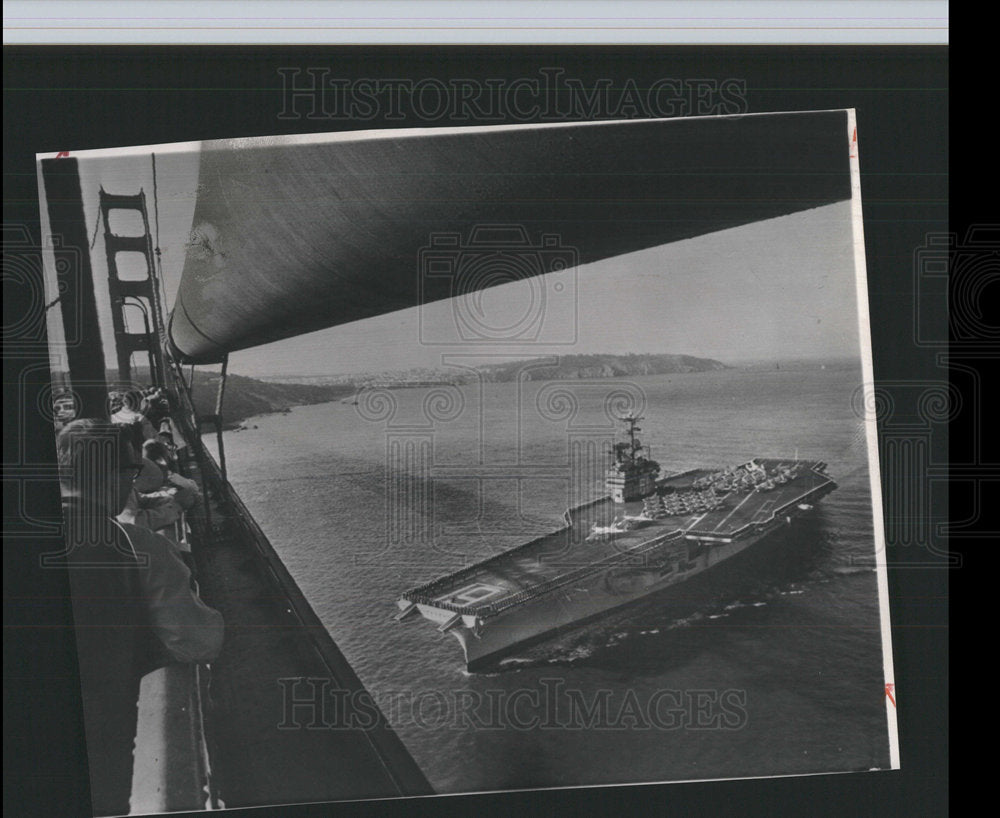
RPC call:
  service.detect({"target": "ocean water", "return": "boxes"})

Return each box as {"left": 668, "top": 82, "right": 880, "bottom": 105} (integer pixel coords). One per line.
{"left": 210, "top": 362, "right": 892, "bottom": 792}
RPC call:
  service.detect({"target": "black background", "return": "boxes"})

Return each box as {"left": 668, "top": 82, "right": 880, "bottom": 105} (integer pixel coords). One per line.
{"left": 4, "top": 46, "right": 955, "bottom": 817}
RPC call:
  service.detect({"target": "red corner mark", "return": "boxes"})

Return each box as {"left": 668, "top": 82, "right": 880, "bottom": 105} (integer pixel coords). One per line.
{"left": 884, "top": 683, "right": 896, "bottom": 707}
{"left": 849, "top": 127, "right": 858, "bottom": 159}
{"left": 55, "top": 151, "right": 70, "bottom": 158}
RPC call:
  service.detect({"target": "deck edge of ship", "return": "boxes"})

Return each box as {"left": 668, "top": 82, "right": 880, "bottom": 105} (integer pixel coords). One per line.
{"left": 400, "top": 460, "right": 836, "bottom": 620}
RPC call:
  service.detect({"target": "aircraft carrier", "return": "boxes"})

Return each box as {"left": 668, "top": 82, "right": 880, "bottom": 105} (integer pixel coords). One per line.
{"left": 396, "top": 415, "right": 837, "bottom": 671}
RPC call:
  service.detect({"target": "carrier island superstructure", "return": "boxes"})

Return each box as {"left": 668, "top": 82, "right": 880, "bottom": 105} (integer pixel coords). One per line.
{"left": 396, "top": 415, "right": 837, "bottom": 671}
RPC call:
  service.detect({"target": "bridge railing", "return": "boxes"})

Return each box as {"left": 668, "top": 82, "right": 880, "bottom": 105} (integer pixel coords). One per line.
{"left": 122, "top": 364, "right": 224, "bottom": 812}
{"left": 130, "top": 663, "right": 216, "bottom": 813}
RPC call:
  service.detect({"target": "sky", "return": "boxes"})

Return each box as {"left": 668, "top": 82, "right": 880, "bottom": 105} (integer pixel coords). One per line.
{"left": 43, "top": 138, "right": 863, "bottom": 380}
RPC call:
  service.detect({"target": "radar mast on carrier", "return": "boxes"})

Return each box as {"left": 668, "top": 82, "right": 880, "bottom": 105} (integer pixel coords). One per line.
{"left": 606, "top": 414, "right": 661, "bottom": 502}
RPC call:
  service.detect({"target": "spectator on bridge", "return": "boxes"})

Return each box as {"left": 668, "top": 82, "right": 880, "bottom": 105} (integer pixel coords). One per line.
{"left": 110, "top": 389, "right": 157, "bottom": 451}
{"left": 57, "top": 418, "right": 224, "bottom": 817}
{"left": 142, "top": 439, "right": 201, "bottom": 512}
{"left": 117, "top": 457, "right": 185, "bottom": 533}
{"left": 140, "top": 387, "right": 172, "bottom": 428}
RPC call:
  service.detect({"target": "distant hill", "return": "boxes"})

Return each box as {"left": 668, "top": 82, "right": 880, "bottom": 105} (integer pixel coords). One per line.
{"left": 186, "top": 372, "right": 354, "bottom": 429}
{"left": 268, "top": 353, "right": 728, "bottom": 389}
{"left": 194, "top": 355, "right": 728, "bottom": 428}
{"left": 206, "top": 354, "right": 727, "bottom": 426}
{"left": 473, "top": 354, "right": 727, "bottom": 382}
{"left": 53, "top": 354, "right": 726, "bottom": 429}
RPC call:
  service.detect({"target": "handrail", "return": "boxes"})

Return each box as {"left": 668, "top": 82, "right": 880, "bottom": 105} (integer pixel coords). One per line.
{"left": 127, "top": 391, "right": 219, "bottom": 811}
{"left": 130, "top": 663, "right": 214, "bottom": 813}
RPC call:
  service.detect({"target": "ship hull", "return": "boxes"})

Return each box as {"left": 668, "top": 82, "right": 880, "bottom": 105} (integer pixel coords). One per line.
{"left": 450, "top": 514, "right": 799, "bottom": 671}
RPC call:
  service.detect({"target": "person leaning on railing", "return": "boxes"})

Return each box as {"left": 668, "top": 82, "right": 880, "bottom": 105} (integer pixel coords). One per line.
{"left": 141, "top": 439, "right": 201, "bottom": 511}
{"left": 117, "top": 457, "right": 185, "bottom": 533}
{"left": 57, "top": 418, "right": 225, "bottom": 817}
